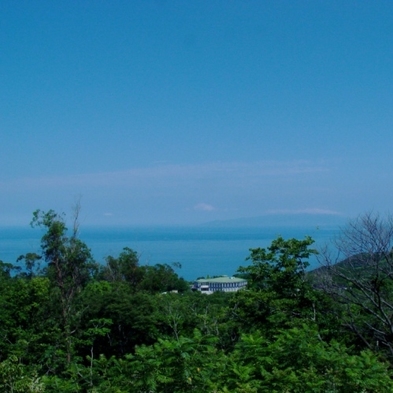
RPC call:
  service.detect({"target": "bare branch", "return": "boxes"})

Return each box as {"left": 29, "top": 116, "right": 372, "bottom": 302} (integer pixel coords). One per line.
{"left": 317, "top": 212, "right": 393, "bottom": 358}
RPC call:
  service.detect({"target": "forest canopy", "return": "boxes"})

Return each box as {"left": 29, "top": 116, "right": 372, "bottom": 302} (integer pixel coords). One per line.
{"left": 0, "top": 210, "right": 393, "bottom": 392}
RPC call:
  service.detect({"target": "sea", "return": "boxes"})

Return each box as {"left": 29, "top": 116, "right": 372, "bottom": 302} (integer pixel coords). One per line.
{"left": 0, "top": 225, "right": 340, "bottom": 281}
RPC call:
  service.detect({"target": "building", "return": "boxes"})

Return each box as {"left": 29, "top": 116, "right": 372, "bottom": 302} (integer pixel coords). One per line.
{"left": 192, "top": 276, "right": 247, "bottom": 294}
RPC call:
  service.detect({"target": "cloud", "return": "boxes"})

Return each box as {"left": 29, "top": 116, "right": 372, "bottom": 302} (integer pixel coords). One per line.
{"left": 194, "top": 203, "right": 215, "bottom": 212}
{"left": 266, "top": 208, "right": 342, "bottom": 216}
{"left": 0, "top": 159, "right": 343, "bottom": 226}
{"left": 2, "top": 160, "right": 329, "bottom": 191}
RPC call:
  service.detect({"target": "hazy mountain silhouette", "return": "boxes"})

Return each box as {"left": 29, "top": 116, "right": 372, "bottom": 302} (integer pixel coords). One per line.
{"left": 202, "top": 213, "right": 346, "bottom": 228}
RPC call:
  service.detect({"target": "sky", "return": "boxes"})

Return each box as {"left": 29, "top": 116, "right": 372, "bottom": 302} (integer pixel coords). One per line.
{"left": 1, "top": 1, "right": 393, "bottom": 227}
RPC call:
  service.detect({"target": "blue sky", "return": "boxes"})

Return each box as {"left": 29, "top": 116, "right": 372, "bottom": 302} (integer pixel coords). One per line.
{"left": 1, "top": 1, "right": 393, "bottom": 226}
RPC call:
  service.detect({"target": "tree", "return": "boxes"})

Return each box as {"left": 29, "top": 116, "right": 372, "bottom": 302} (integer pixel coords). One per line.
{"left": 138, "top": 263, "right": 189, "bottom": 293}
{"left": 239, "top": 236, "right": 316, "bottom": 295}
{"left": 232, "top": 236, "right": 322, "bottom": 333}
{"left": 0, "top": 355, "right": 44, "bottom": 393}
{"left": 224, "top": 324, "right": 393, "bottom": 392}
{"left": 31, "top": 207, "right": 97, "bottom": 366}
{"left": 101, "top": 247, "right": 142, "bottom": 287}
{"left": 16, "top": 253, "right": 42, "bottom": 278}
{"left": 317, "top": 212, "right": 393, "bottom": 359}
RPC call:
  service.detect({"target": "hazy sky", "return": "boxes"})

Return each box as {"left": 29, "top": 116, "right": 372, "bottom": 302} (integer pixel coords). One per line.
{"left": 1, "top": 1, "right": 393, "bottom": 226}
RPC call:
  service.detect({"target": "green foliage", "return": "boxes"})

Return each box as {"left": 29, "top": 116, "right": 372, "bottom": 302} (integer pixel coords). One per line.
{"left": 224, "top": 324, "right": 393, "bottom": 392}
{"left": 239, "top": 236, "right": 316, "bottom": 294}
{"left": 1, "top": 210, "right": 393, "bottom": 390}
{"left": 30, "top": 209, "right": 98, "bottom": 368}
{"left": 16, "top": 252, "right": 42, "bottom": 277}
{"left": 232, "top": 236, "right": 330, "bottom": 336}
{"left": 31, "top": 209, "right": 96, "bottom": 290}
{"left": 0, "top": 356, "right": 44, "bottom": 392}
{"left": 93, "top": 329, "right": 225, "bottom": 393}
{"left": 99, "top": 247, "right": 189, "bottom": 294}
{"left": 101, "top": 247, "right": 141, "bottom": 285}
{"left": 138, "top": 263, "right": 189, "bottom": 293}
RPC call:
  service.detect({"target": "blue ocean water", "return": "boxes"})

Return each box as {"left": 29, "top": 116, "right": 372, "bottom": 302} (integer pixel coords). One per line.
{"left": 0, "top": 226, "right": 339, "bottom": 281}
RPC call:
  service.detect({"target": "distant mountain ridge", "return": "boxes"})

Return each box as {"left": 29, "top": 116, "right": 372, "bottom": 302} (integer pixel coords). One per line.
{"left": 202, "top": 213, "right": 347, "bottom": 228}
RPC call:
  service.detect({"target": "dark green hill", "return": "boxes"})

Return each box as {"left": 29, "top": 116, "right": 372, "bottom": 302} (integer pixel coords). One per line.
{"left": 308, "top": 252, "right": 392, "bottom": 289}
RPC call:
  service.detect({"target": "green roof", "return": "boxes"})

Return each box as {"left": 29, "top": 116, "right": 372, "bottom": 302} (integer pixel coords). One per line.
{"left": 196, "top": 276, "right": 247, "bottom": 284}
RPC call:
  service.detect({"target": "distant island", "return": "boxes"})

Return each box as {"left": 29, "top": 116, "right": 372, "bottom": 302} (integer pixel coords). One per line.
{"left": 201, "top": 212, "right": 346, "bottom": 228}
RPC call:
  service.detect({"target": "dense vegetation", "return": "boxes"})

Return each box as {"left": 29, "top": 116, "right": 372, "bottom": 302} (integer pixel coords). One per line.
{"left": 1, "top": 209, "right": 393, "bottom": 392}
